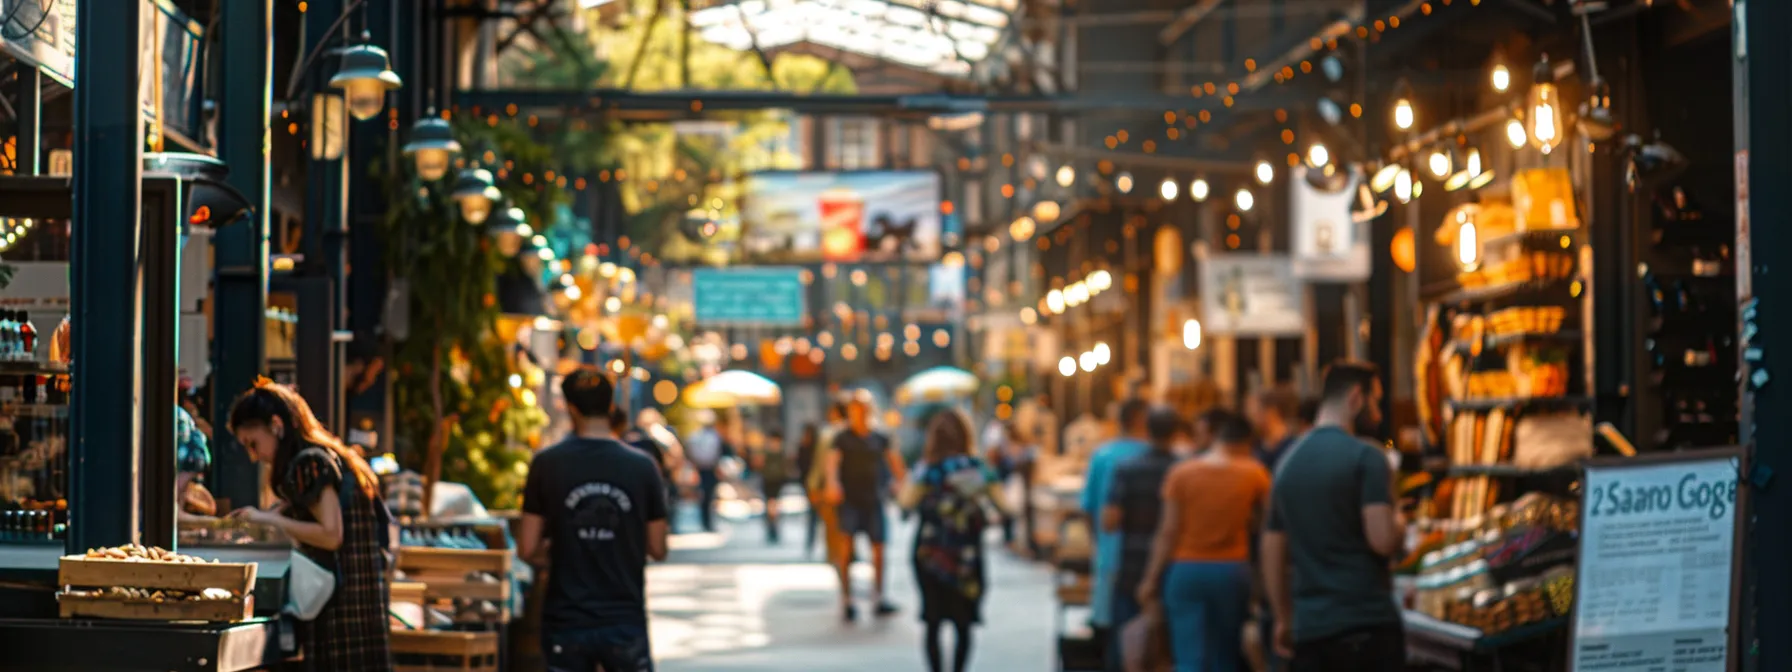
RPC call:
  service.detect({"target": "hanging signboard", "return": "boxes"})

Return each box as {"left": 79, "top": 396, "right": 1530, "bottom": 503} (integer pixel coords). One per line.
{"left": 0, "top": 0, "right": 203, "bottom": 143}
{"left": 1570, "top": 449, "right": 1744, "bottom": 672}
{"left": 1289, "top": 166, "right": 1372, "bottom": 281}
{"left": 1197, "top": 254, "right": 1305, "bottom": 336}
{"left": 692, "top": 267, "right": 806, "bottom": 326}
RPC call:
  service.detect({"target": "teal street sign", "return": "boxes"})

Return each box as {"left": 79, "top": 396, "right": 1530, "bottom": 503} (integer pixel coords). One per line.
{"left": 692, "top": 267, "right": 806, "bottom": 326}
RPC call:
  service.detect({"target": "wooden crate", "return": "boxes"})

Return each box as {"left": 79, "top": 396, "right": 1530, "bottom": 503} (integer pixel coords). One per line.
{"left": 391, "top": 630, "right": 499, "bottom": 671}
{"left": 59, "top": 556, "right": 257, "bottom": 595}
{"left": 395, "top": 548, "right": 512, "bottom": 622}
{"left": 58, "top": 592, "right": 254, "bottom": 622}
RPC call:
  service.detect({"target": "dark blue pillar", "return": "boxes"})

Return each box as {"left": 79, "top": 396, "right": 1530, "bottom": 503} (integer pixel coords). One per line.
{"left": 302, "top": 0, "right": 347, "bottom": 432}
{"left": 69, "top": 0, "right": 145, "bottom": 552}
{"left": 211, "top": 0, "right": 273, "bottom": 511}
{"left": 1737, "top": 0, "right": 1792, "bottom": 667}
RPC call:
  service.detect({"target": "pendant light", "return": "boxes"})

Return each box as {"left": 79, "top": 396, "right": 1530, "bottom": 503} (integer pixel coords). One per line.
{"left": 1394, "top": 169, "right": 1414, "bottom": 204}
{"left": 1527, "top": 55, "right": 1566, "bottom": 155}
{"left": 1427, "top": 147, "right": 1454, "bottom": 180}
{"left": 402, "top": 116, "right": 461, "bottom": 181}
{"left": 1445, "top": 148, "right": 1483, "bottom": 192}
{"left": 1370, "top": 163, "right": 1402, "bottom": 194}
{"left": 452, "top": 166, "right": 502, "bottom": 225}
{"left": 328, "top": 36, "right": 404, "bottom": 121}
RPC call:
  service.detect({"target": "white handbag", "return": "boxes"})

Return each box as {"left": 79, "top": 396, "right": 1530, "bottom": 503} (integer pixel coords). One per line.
{"left": 286, "top": 549, "right": 337, "bottom": 621}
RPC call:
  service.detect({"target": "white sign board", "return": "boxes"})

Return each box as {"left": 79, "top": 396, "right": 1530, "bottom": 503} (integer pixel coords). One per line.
{"left": 1198, "top": 254, "right": 1306, "bottom": 336}
{"left": 1572, "top": 452, "right": 1741, "bottom": 672}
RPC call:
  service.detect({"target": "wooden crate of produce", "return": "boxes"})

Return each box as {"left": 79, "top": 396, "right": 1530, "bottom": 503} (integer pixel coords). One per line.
{"left": 59, "top": 556, "right": 257, "bottom": 595}
{"left": 396, "top": 547, "right": 510, "bottom": 575}
{"left": 58, "top": 591, "right": 254, "bottom": 622}
{"left": 391, "top": 630, "right": 499, "bottom": 672}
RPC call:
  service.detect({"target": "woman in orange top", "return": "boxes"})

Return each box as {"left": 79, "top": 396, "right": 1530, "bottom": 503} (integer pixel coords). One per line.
{"left": 1138, "top": 410, "right": 1271, "bottom": 672}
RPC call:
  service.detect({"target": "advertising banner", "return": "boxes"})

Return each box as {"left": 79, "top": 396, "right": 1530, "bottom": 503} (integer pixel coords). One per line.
{"left": 736, "top": 171, "right": 943, "bottom": 263}
{"left": 692, "top": 267, "right": 806, "bottom": 326}
{"left": 1197, "top": 254, "right": 1306, "bottom": 336}
{"left": 1571, "top": 450, "right": 1742, "bottom": 672}
{"left": 1289, "top": 166, "right": 1371, "bottom": 281}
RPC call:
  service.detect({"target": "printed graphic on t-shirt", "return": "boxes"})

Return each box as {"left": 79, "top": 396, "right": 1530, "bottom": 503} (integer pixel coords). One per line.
{"left": 566, "top": 481, "right": 634, "bottom": 542}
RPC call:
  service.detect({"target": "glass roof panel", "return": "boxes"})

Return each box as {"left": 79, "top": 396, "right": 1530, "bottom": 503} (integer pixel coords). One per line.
{"left": 689, "top": 0, "right": 1012, "bottom": 77}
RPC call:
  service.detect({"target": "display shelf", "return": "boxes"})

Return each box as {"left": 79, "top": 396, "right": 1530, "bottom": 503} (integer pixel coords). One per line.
{"left": 1445, "top": 396, "right": 1593, "bottom": 413}
{"left": 1402, "top": 609, "right": 1568, "bottom": 652}
{"left": 1480, "top": 228, "right": 1579, "bottom": 248}
{"left": 1438, "top": 278, "right": 1577, "bottom": 306}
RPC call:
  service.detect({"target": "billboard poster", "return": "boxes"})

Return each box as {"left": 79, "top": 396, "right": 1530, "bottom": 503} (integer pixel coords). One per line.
{"left": 737, "top": 171, "right": 943, "bottom": 263}
{"left": 1198, "top": 254, "right": 1306, "bottom": 336}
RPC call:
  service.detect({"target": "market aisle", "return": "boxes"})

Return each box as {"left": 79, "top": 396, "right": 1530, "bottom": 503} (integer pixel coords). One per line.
{"left": 649, "top": 496, "right": 1059, "bottom": 671}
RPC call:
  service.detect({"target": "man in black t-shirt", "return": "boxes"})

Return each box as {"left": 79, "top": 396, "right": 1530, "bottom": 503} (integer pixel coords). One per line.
{"left": 824, "top": 394, "right": 907, "bottom": 621}
{"left": 521, "top": 370, "right": 670, "bottom": 672}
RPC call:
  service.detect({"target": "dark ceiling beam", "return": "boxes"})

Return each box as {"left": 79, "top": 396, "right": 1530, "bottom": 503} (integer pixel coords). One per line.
{"left": 452, "top": 87, "right": 1317, "bottom": 118}
{"left": 1157, "top": 0, "right": 1224, "bottom": 47}
{"left": 1240, "top": 4, "right": 1369, "bottom": 91}
{"left": 1030, "top": 141, "right": 1254, "bottom": 175}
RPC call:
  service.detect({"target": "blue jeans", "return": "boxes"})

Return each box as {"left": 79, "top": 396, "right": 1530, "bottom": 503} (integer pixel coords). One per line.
{"left": 1162, "top": 561, "right": 1251, "bottom": 672}
{"left": 544, "top": 624, "right": 654, "bottom": 672}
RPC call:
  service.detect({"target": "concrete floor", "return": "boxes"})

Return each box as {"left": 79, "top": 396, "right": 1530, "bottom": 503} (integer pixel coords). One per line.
{"left": 649, "top": 496, "right": 1066, "bottom": 671}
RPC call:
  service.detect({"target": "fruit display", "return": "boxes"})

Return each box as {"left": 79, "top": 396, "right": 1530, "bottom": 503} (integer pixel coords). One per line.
{"left": 77, "top": 543, "right": 219, "bottom": 563}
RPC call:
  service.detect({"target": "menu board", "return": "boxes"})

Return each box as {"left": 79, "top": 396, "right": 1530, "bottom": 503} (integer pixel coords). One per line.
{"left": 1571, "top": 450, "right": 1742, "bottom": 672}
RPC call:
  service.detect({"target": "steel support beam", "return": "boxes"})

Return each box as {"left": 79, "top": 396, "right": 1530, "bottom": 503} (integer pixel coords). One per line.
{"left": 69, "top": 0, "right": 145, "bottom": 552}
{"left": 211, "top": 0, "right": 273, "bottom": 512}
{"left": 451, "top": 87, "right": 1316, "bottom": 117}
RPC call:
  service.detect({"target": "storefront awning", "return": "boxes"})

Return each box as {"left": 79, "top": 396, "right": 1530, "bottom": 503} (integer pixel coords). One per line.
{"left": 689, "top": 0, "right": 1015, "bottom": 77}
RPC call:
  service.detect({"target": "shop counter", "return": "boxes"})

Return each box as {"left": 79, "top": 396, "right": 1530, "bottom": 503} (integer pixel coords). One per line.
{"left": 0, "top": 615, "right": 287, "bottom": 671}
{"left": 1403, "top": 609, "right": 1567, "bottom": 671}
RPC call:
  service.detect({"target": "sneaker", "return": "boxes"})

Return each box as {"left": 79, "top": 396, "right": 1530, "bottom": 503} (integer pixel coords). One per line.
{"left": 874, "top": 600, "right": 899, "bottom": 617}
{"left": 842, "top": 604, "right": 858, "bottom": 622}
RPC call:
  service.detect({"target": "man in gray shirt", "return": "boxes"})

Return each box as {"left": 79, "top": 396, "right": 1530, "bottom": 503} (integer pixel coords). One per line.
{"left": 1261, "top": 361, "right": 1404, "bottom": 671}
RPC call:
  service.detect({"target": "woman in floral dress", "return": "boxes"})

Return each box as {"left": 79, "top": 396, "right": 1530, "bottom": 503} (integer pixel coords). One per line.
{"left": 900, "top": 411, "right": 1007, "bottom": 672}
{"left": 227, "top": 378, "right": 393, "bottom": 671}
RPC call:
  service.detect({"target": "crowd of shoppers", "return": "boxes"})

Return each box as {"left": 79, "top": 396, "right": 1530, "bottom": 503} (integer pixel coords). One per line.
{"left": 1078, "top": 361, "right": 1401, "bottom": 672}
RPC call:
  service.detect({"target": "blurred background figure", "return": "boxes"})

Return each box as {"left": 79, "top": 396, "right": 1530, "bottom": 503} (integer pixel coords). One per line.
{"left": 901, "top": 411, "right": 1005, "bottom": 672}
{"left": 686, "top": 410, "right": 732, "bottom": 533}
{"left": 754, "top": 427, "right": 793, "bottom": 544}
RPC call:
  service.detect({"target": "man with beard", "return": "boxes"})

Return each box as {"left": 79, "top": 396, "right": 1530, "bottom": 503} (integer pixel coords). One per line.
{"left": 520, "top": 370, "right": 669, "bottom": 672}
{"left": 1261, "top": 361, "right": 1403, "bottom": 672}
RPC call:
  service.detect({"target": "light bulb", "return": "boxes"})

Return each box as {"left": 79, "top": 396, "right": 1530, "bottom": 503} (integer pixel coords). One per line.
{"left": 605, "top": 296, "right": 622, "bottom": 312}
{"left": 1079, "top": 351, "right": 1097, "bottom": 372}
{"left": 1159, "top": 178, "right": 1179, "bottom": 201}
{"left": 413, "top": 148, "right": 451, "bottom": 181}
{"left": 537, "top": 247, "right": 555, "bottom": 260}
{"left": 1056, "top": 165, "right": 1075, "bottom": 187}
{"left": 1089, "top": 269, "right": 1113, "bottom": 291}
{"left": 1182, "top": 319, "right": 1202, "bottom": 350}
{"left": 1010, "top": 216, "right": 1036, "bottom": 242}
{"left": 1307, "top": 143, "right": 1330, "bottom": 167}
{"left": 1529, "top": 81, "right": 1564, "bottom": 154}
{"left": 458, "top": 194, "right": 494, "bottom": 224}
{"left": 1428, "top": 150, "right": 1451, "bottom": 179}
{"left": 1456, "top": 212, "right": 1479, "bottom": 269}
{"left": 564, "top": 285, "right": 583, "bottom": 301}
{"left": 1046, "top": 289, "right": 1066, "bottom": 314}
{"left": 1394, "top": 98, "right": 1415, "bottom": 130}
{"left": 342, "top": 79, "right": 387, "bottom": 121}
{"left": 1190, "top": 178, "right": 1210, "bottom": 202}
{"left": 1235, "top": 188, "right": 1255, "bottom": 212}
{"left": 1116, "top": 172, "right": 1134, "bottom": 193}
{"left": 1032, "top": 200, "right": 1061, "bottom": 221}
{"left": 1465, "top": 148, "right": 1482, "bottom": 176}
{"left": 1094, "top": 342, "right": 1111, "bottom": 365}
{"left": 1255, "top": 160, "right": 1274, "bottom": 185}
{"left": 1394, "top": 169, "right": 1413, "bottom": 204}
{"left": 1491, "top": 64, "right": 1510, "bottom": 92}
{"left": 1506, "top": 118, "right": 1527, "bottom": 148}
{"left": 1059, "top": 356, "right": 1077, "bottom": 377}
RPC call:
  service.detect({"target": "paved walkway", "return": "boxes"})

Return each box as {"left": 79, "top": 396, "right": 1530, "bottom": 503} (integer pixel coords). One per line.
{"left": 650, "top": 495, "right": 1063, "bottom": 671}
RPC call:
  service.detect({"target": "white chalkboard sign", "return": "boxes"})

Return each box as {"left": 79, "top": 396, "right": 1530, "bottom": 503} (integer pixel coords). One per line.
{"left": 1570, "top": 448, "right": 1744, "bottom": 672}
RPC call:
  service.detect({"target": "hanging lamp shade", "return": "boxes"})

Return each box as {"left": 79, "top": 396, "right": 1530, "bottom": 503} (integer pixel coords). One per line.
{"left": 403, "top": 117, "right": 461, "bottom": 181}
{"left": 452, "top": 167, "right": 502, "bottom": 224}
{"left": 329, "top": 43, "right": 403, "bottom": 121}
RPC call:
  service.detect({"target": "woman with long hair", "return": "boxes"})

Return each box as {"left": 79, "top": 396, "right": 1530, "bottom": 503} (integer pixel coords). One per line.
{"left": 899, "top": 411, "right": 1005, "bottom": 672}
{"left": 226, "top": 378, "right": 392, "bottom": 671}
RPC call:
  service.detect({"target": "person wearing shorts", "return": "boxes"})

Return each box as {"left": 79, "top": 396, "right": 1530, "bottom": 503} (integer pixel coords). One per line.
{"left": 826, "top": 393, "right": 907, "bottom": 621}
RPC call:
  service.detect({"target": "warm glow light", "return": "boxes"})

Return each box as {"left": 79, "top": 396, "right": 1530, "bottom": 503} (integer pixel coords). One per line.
{"left": 1088, "top": 270, "right": 1113, "bottom": 291}
{"left": 1428, "top": 150, "right": 1451, "bottom": 179}
{"left": 1235, "top": 188, "right": 1255, "bottom": 212}
{"left": 1010, "top": 216, "right": 1037, "bottom": 242}
{"left": 564, "top": 285, "right": 583, "bottom": 301}
{"left": 341, "top": 79, "right": 388, "bottom": 121}
{"left": 1491, "top": 64, "right": 1511, "bottom": 92}
{"left": 1307, "top": 143, "right": 1330, "bottom": 167}
{"left": 1182, "top": 319, "right": 1202, "bottom": 350}
{"left": 1116, "top": 172, "right": 1135, "bottom": 194}
{"left": 508, "top": 373, "right": 523, "bottom": 388}
{"left": 1020, "top": 307, "right": 1038, "bottom": 324}
{"left": 413, "top": 148, "right": 451, "bottom": 181}
{"left": 1079, "top": 351, "right": 1097, "bottom": 372}
{"left": 604, "top": 296, "right": 622, "bottom": 312}
{"left": 1190, "top": 178, "right": 1210, "bottom": 202}
{"left": 1159, "top": 178, "right": 1179, "bottom": 201}
{"left": 1046, "top": 289, "right": 1066, "bottom": 313}
{"left": 1529, "top": 81, "right": 1563, "bottom": 154}
{"left": 1093, "top": 342, "right": 1111, "bottom": 365}
{"left": 1033, "top": 200, "right": 1061, "bottom": 221}
{"left": 933, "top": 329, "right": 950, "bottom": 347}
{"left": 1394, "top": 98, "right": 1415, "bottom": 130}
{"left": 1390, "top": 227, "right": 1417, "bottom": 273}
{"left": 1056, "top": 165, "right": 1076, "bottom": 187}
{"left": 1456, "top": 211, "right": 1480, "bottom": 269}
{"left": 1255, "top": 160, "right": 1275, "bottom": 184}
{"left": 1465, "top": 148, "right": 1483, "bottom": 176}
{"left": 458, "top": 193, "right": 494, "bottom": 224}
{"left": 1059, "top": 356, "right": 1077, "bottom": 377}
{"left": 1506, "top": 118, "right": 1528, "bottom": 148}
{"left": 1066, "top": 281, "right": 1090, "bottom": 306}
{"left": 1394, "top": 169, "right": 1414, "bottom": 204}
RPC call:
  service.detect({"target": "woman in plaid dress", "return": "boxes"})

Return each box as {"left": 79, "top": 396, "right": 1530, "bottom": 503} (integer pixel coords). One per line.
{"left": 227, "top": 379, "right": 393, "bottom": 671}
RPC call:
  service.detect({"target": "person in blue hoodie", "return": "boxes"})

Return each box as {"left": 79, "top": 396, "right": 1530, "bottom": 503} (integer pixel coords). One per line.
{"left": 1079, "top": 397, "right": 1151, "bottom": 670}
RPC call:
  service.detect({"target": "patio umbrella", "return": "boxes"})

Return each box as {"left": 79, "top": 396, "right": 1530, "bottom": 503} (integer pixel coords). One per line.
{"left": 683, "top": 370, "right": 783, "bottom": 408}
{"left": 894, "top": 366, "right": 978, "bottom": 405}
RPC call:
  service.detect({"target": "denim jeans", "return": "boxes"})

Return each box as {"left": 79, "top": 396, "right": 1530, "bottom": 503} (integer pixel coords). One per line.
{"left": 1161, "top": 561, "right": 1251, "bottom": 672}
{"left": 544, "top": 624, "right": 654, "bottom": 672}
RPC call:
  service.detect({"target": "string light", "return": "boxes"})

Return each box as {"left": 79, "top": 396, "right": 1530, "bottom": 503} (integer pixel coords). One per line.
{"left": 1255, "top": 160, "right": 1275, "bottom": 185}
{"left": 1182, "top": 319, "right": 1203, "bottom": 350}
{"left": 1190, "top": 177, "right": 1210, "bottom": 202}
{"left": 1235, "top": 188, "right": 1256, "bottom": 212}
{"left": 1505, "top": 118, "right": 1527, "bottom": 148}
{"left": 1056, "top": 165, "right": 1076, "bottom": 187}
{"left": 1491, "top": 64, "right": 1510, "bottom": 92}
{"left": 1059, "top": 356, "right": 1076, "bottom": 377}
{"left": 1159, "top": 178, "right": 1179, "bottom": 201}
{"left": 1116, "top": 172, "right": 1135, "bottom": 193}
{"left": 1394, "top": 98, "right": 1415, "bottom": 130}
{"left": 1307, "top": 143, "right": 1330, "bottom": 168}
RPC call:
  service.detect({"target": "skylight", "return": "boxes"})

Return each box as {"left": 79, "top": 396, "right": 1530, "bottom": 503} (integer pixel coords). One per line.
{"left": 689, "top": 0, "right": 1013, "bottom": 77}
